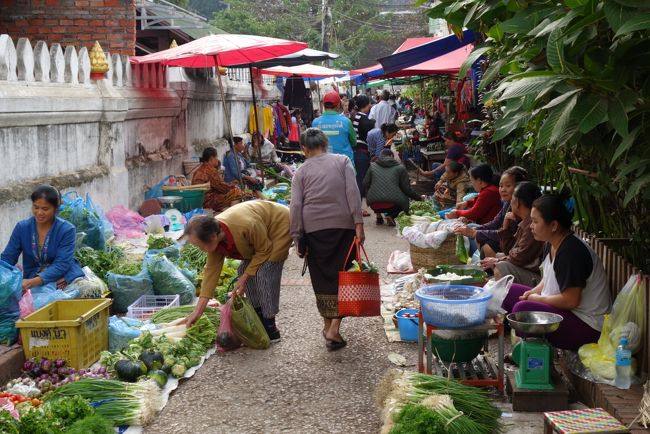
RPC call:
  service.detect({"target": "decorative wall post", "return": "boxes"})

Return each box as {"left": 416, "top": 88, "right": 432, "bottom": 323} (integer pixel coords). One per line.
{"left": 90, "top": 41, "right": 109, "bottom": 80}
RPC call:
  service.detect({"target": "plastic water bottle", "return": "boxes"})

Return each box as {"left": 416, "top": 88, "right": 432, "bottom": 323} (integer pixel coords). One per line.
{"left": 614, "top": 337, "right": 632, "bottom": 389}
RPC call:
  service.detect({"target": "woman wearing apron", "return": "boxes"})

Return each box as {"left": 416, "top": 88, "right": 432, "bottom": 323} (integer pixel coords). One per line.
{"left": 501, "top": 191, "right": 612, "bottom": 351}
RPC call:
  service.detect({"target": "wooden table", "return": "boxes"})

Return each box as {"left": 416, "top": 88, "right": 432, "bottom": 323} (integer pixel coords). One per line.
{"left": 419, "top": 149, "right": 446, "bottom": 170}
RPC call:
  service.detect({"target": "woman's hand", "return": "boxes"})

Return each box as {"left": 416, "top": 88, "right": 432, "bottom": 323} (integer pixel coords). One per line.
{"left": 446, "top": 210, "right": 458, "bottom": 219}
{"left": 456, "top": 201, "right": 467, "bottom": 210}
{"left": 480, "top": 257, "right": 498, "bottom": 270}
{"left": 454, "top": 226, "right": 476, "bottom": 238}
{"left": 182, "top": 296, "right": 209, "bottom": 327}
{"left": 22, "top": 277, "right": 43, "bottom": 291}
{"left": 519, "top": 290, "right": 534, "bottom": 301}
{"left": 56, "top": 278, "right": 67, "bottom": 290}
{"left": 355, "top": 224, "right": 365, "bottom": 245}
{"left": 503, "top": 211, "right": 517, "bottom": 228}
{"left": 234, "top": 274, "right": 249, "bottom": 296}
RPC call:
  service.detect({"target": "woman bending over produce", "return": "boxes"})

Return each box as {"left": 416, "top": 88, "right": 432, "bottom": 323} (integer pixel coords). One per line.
{"left": 363, "top": 149, "right": 423, "bottom": 226}
{"left": 1, "top": 185, "right": 84, "bottom": 291}
{"left": 454, "top": 166, "right": 528, "bottom": 257}
{"left": 446, "top": 164, "right": 501, "bottom": 224}
{"left": 501, "top": 191, "right": 612, "bottom": 350}
{"left": 290, "top": 128, "right": 364, "bottom": 351}
{"left": 182, "top": 201, "right": 292, "bottom": 342}
{"left": 192, "top": 147, "right": 251, "bottom": 212}
{"left": 480, "top": 182, "right": 544, "bottom": 287}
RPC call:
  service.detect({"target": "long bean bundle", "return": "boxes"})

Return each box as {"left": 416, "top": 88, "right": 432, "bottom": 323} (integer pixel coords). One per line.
{"left": 47, "top": 379, "right": 161, "bottom": 427}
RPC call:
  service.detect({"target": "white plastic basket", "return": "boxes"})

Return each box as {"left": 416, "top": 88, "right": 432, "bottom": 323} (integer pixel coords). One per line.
{"left": 127, "top": 294, "right": 180, "bottom": 320}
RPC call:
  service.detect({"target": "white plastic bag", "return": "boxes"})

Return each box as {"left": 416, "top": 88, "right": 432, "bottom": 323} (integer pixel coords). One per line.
{"left": 484, "top": 275, "right": 514, "bottom": 317}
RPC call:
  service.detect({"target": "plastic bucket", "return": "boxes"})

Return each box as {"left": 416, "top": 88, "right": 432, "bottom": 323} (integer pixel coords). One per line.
{"left": 161, "top": 189, "right": 205, "bottom": 213}
{"left": 394, "top": 308, "right": 419, "bottom": 342}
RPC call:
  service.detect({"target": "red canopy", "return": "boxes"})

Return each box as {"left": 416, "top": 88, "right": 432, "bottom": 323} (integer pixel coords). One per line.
{"left": 350, "top": 37, "right": 473, "bottom": 78}
{"left": 131, "top": 34, "right": 308, "bottom": 68}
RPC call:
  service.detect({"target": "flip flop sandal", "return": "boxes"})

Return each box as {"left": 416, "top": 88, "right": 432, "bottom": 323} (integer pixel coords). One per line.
{"left": 326, "top": 339, "right": 347, "bottom": 351}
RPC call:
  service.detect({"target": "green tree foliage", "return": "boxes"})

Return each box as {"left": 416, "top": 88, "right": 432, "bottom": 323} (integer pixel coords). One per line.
{"left": 188, "top": 0, "right": 227, "bottom": 18}
{"left": 424, "top": 0, "right": 650, "bottom": 271}
{"left": 211, "top": 0, "right": 429, "bottom": 68}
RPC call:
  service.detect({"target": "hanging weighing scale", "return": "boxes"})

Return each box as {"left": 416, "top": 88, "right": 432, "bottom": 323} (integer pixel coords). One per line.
{"left": 507, "top": 311, "right": 563, "bottom": 390}
{"left": 157, "top": 196, "right": 184, "bottom": 232}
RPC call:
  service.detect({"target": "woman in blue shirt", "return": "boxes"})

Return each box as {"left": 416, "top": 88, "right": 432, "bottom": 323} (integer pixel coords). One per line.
{"left": 1, "top": 185, "right": 84, "bottom": 290}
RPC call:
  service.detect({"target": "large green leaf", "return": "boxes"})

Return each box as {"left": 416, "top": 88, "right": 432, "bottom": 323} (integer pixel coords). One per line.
{"left": 624, "top": 173, "right": 650, "bottom": 206}
{"left": 612, "top": 0, "right": 650, "bottom": 7}
{"left": 610, "top": 127, "right": 640, "bottom": 166}
{"left": 604, "top": 2, "right": 637, "bottom": 32}
{"left": 566, "top": 9, "right": 605, "bottom": 36}
{"left": 541, "top": 89, "right": 582, "bottom": 110}
{"left": 487, "top": 23, "right": 504, "bottom": 42}
{"left": 573, "top": 95, "right": 608, "bottom": 134}
{"left": 537, "top": 93, "right": 578, "bottom": 148}
{"left": 564, "top": 0, "right": 588, "bottom": 8}
{"left": 547, "top": 28, "right": 567, "bottom": 73}
{"left": 499, "top": 75, "right": 564, "bottom": 100}
{"left": 492, "top": 112, "right": 531, "bottom": 141}
{"left": 615, "top": 13, "right": 650, "bottom": 37}
{"left": 458, "top": 46, "right": 491, "bottom": 79}
{"left": 463, "top": 1, "right": 481, "bottom": 27}
{"left": 478, "top": 59, "right": 506, "bottom": 92}
{"left": 608, "top": 96, "right": 629, "bottom": 137}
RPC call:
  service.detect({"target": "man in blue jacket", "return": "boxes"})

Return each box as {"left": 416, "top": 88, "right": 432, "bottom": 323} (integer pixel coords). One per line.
{"left": 312, "top": 92, "right": 357, "bottom": 165}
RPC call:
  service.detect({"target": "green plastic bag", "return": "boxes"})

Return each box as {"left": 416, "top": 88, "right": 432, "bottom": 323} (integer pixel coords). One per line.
{"left": 455, "top": 235, "right": 470, "bottom": 264}
{"left": 230, "top": 295, "right": 270, "bottom": 349}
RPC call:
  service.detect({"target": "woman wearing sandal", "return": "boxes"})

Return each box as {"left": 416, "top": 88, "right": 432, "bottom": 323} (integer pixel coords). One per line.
{"left": 290, "top": 128, "right": 365, "bottom": 351}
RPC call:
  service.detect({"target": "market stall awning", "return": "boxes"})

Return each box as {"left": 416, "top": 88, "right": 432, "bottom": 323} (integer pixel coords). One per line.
{"left": 378, "top": 29, "right": 477, "bottom": 75}
{"left": 349, "top": 37, "right": 444, "bottom": 80}
{"left": 259, "top": 64, "right": 347, "bottom": 78}
{"left": 231, "top": 48, "right": 339, "bottom": 68}
{"left": 382, "top": 44, "right": 474, "bottom": 78}
{"left": 130, "top": 34, "right": 308, "bottom": 67}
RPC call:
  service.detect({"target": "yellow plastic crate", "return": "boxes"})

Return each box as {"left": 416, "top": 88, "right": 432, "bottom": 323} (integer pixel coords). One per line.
{"left": 15, "top": 299, "right": 112, "bottom": 369}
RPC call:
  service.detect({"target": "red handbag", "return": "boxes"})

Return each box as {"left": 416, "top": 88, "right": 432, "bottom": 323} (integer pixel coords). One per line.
{"left": 338, "top": 237, "right": 381, "bottom": 317}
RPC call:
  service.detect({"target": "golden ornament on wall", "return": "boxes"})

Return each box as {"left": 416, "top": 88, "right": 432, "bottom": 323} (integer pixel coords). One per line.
{"left": 90, "top": 41, "right": 109, "bottom": 75}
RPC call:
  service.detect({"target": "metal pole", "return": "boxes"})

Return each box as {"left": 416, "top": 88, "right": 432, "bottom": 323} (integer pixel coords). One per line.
{"left": 214, "top": 55, "right": 244, "bottom": 191}
{"left": 249, "top": 66, "right": 265, "bottom": 184}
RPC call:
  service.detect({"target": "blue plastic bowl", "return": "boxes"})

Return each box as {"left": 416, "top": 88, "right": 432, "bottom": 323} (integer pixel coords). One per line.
{"left": 394, "top": 308, "right": 419, "bottom": 342}
{"left": 415, "top": 284, "right": 491, "bottom": 328}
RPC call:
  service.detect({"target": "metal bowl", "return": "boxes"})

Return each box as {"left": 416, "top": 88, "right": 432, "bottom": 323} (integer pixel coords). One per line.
{"left": 157, "top": 196, "right": 183, "bottom": 205}
{"left": 506, "top": 311, "right": 563, "bottom": 335}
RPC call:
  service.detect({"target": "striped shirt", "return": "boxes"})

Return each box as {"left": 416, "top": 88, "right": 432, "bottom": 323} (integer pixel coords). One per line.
{"left": 352, "top": 112, "right": 375, "bottom": 152}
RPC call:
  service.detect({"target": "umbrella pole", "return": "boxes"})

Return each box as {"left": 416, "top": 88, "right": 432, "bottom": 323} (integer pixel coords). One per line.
{"left": 215, "top": 55, "right": 244, "bottom": 192}
{"left": 249, "top": 66, "right": 265, "bottom": 185}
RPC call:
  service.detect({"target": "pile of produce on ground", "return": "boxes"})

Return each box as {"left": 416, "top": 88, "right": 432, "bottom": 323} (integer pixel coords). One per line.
{"left": 396, "top": 201, "right": 441, "bottom": 234}
{"left": 386, "top": 270, "right": 431, "bottom": 311}
{"left": 376, "top": 370, "right": 502, "bottom": 434}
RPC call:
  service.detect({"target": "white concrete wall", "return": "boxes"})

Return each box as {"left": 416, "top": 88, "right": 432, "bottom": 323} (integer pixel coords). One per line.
{"left": 0, "top": 34, "right": 280, "bottom": 246}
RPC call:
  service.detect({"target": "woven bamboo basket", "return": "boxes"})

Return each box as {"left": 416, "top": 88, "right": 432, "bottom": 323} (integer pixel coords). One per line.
{"left": 409, "top": 236, "right": 460, "bottom": 269}
{"left": 162, "top": 183, "right": 210, "bottom": 192}
{"left": 183, "top": 160, "right": 201, "bottom": 176}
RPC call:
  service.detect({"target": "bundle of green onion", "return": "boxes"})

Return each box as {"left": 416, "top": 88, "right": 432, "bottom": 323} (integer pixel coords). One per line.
{"left": 48, "top": 379, "right": 161, "bottom": 427}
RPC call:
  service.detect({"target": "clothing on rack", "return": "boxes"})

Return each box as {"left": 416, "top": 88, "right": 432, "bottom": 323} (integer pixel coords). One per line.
{"left": 249, "top": 104, "right": 275, "bottom": 137}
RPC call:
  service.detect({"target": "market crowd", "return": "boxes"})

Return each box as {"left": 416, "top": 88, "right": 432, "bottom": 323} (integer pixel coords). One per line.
{"left": 4, "top": 88, "right": 610, "bottom": 354}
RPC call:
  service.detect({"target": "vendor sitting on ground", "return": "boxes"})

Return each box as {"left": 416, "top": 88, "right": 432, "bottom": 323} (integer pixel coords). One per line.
{"left": 363, "top": 149, "right": 423, "bottom": 226}
{"left": 223, "top": 136, "right": 264, "bottom": 199}
{"left": 501, "top": 191, "right": 612, "bottom": 351}
{"left": 480, "top": 182, "right": 544, "bottom": 287}
{"left": 433, "top": 161, "right": 470, "bottom": 210}
{"left": 446, "top": 164, "right": 501, "bottom": 224}
{"left": 192, "top": 147, "right": 253, "bottom": 212}
{"left": 182, "top": 201, "right": 292, "bottom": 342}
{"left": 418, "top": 131, "right": 468, "bottom": 181}
{"left": 250, "top": 132, "right": 294, "bottom": 178}
{"left": 1, "top": 185, "right": 84, "bottom": 291}
{"left": 454, "top": 166, "right": 528, "bottom": 257}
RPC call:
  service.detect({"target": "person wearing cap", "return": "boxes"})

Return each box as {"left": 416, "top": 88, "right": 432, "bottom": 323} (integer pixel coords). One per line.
{"left": 311, "top": 91, "right": 357, "bottom": 164}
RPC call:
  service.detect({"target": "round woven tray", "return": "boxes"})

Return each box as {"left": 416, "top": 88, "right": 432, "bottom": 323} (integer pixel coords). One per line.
{"left": 409, "top": 236, "right": 460, "bottom": 269}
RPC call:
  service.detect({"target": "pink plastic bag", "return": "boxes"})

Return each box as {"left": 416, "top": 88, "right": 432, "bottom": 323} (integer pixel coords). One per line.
{"left": 216, "top": 298, "right": 241, "bottom": 352}
{"left": 106, "top": 205, "right": 145, "bottom": 239}
{"left": 19, "top": 289, "right": 34, "bottom": 318}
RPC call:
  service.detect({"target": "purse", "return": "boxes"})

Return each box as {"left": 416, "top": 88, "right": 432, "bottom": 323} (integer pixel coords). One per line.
{"left": 338, "top": 237, "right": 381, "bottom": 317}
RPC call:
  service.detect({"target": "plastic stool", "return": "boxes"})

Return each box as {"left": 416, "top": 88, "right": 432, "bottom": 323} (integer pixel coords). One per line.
{"left": 543, "top": 408, "right": 629, "bottom": 434}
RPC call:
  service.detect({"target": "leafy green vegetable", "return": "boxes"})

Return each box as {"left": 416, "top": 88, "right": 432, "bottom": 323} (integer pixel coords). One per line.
{"left": 409, "top": 201, "right": 435, "bottom": 215}
{"left": 75, "top": 245, "right": 126, "bottom": 283}
{"left": 42, "top": 396, "right": 93, "bottom": 430}
{"left": 65, "top": 415, "right": 113, "bottom": 434}
{"left": 390, "top": 403, "right": 485, "bottom": 434}
{"left": 146, "top": 255, "right": 196, "bottom": 305}
{"left": 108, "top": 261, "right": 142, "bottom": 277}
{"left": 178, "top": 244, "right": 208, "bottom": 275}
{"left": 0, "top": 410, "right": 19, "bottom": 434}
{"left": 146, "top": 236, "right": 175, "bottom": 250}
{"left": 263, "top": 167, "right": 291, "bottom": 184}
{"left": 16, "top": 409, "right": 60, "bottom": 434}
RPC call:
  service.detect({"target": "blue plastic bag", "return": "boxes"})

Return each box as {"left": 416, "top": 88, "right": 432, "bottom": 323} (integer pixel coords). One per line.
{"left": 0, "top": 260, "right": 23, "bottom": 345}
{"left": 146, "top": 255, "right": 196, "bottom": 305}
{"left": 145, "top": 176, "right": 170, "bottom": 200}
{"left": 59, "top": 192, "right": 108, "bottom": 251}
{"left": 108, "top": 315, "right": 142, "bottom": 352}
{"left": 144, "top": 243, "right": 181, "bottom": 261}
{"left": 31, "top": 284, "right": 79, "bottom": 310}
{"left": 183, "top": 208, "right": 206, "bottom": 222}
{"left": 106, "top": 270, "right": 154, "bottom": 314}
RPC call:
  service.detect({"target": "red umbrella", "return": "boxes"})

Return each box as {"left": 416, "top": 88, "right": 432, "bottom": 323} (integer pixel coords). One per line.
{"left": 131, "top": 34, "right": 308, "bottom": 67}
